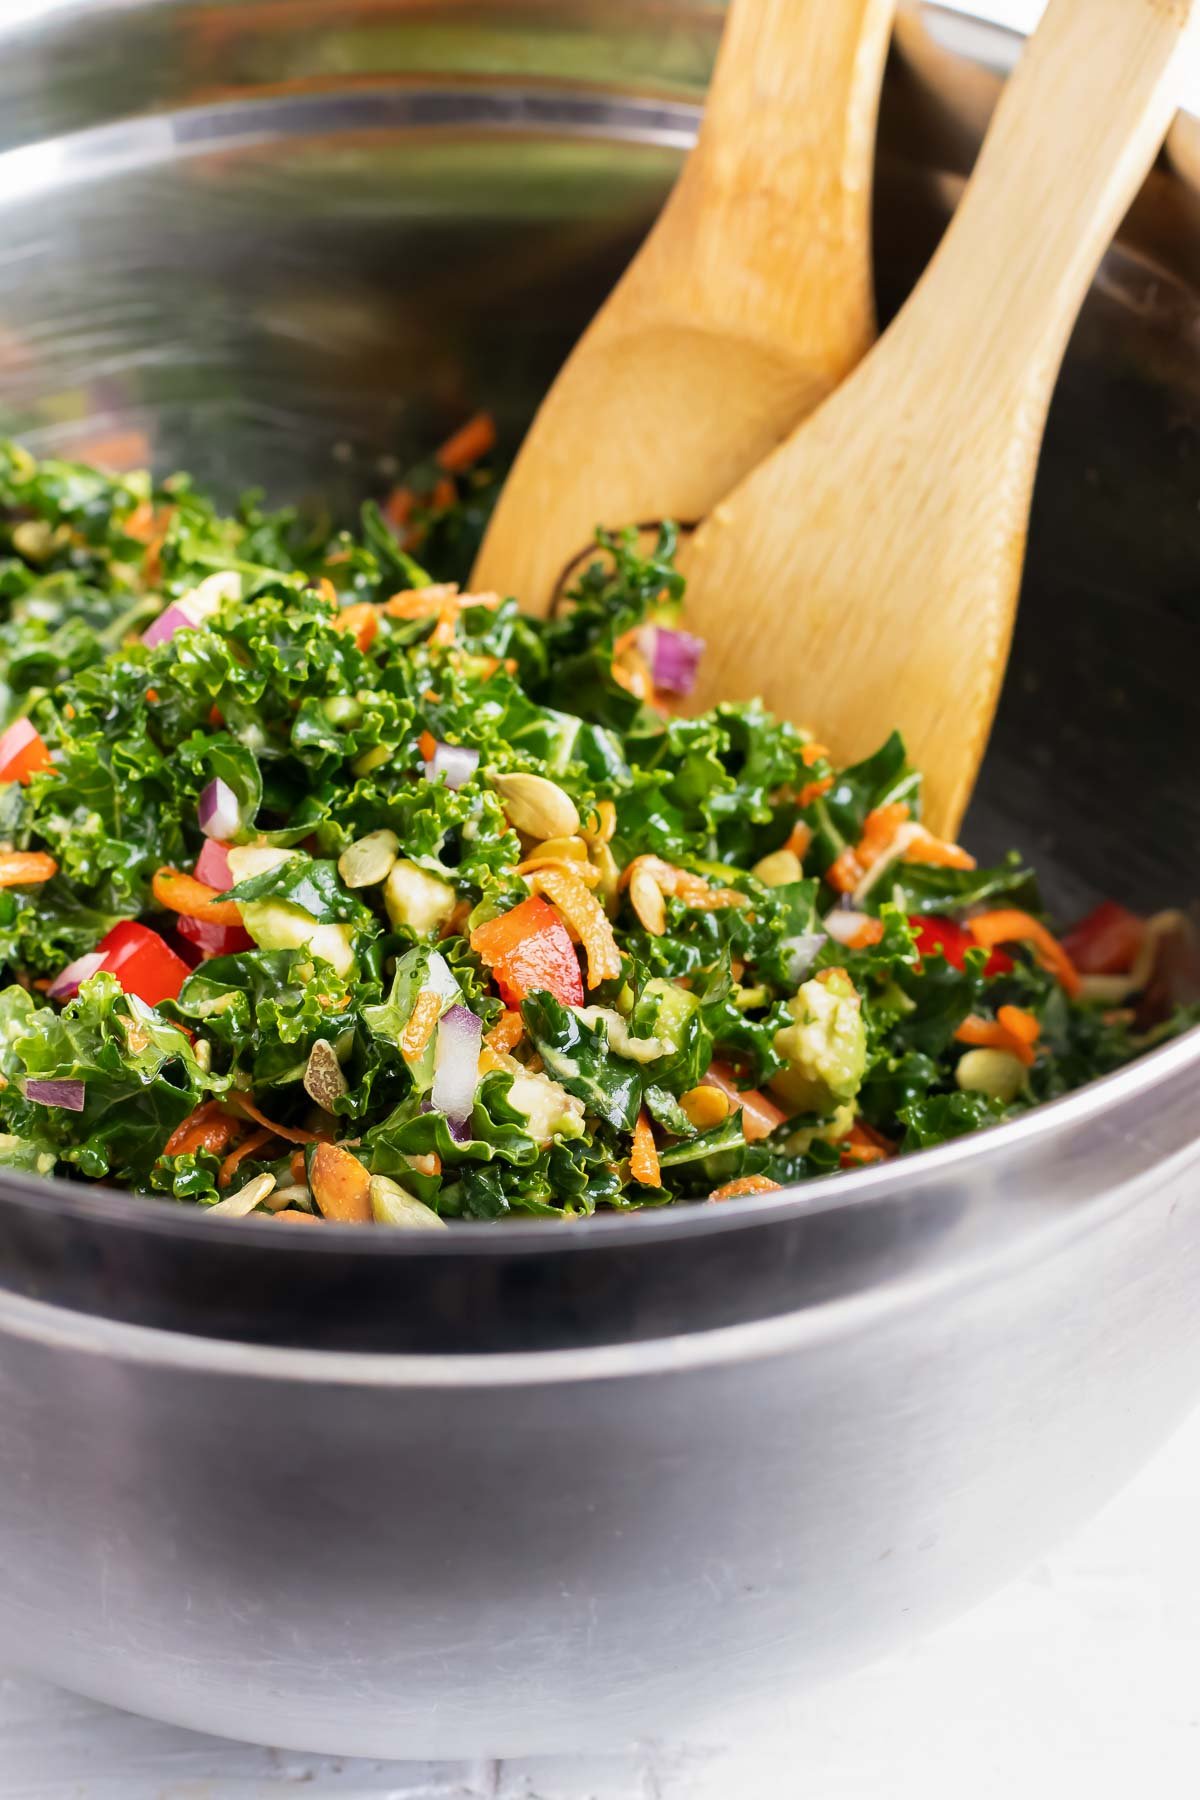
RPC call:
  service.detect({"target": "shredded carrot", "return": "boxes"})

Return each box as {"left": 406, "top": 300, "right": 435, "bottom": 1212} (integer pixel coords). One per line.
{"left": 525, "top": 865, "right": 622, "bottom": 988}
{"left": 630, "top": 1109, "right": 662, "bottom": 1188}
{"left": 382, "top": 582, "right": 461, "bottom": 620}
{"left": 289, "top": 1148, "right": 308, "bottom": 1184}
{"left": 997, "top": 1004, "right": 1041, "bottom": 1047}
{"left": 859, "top": 804, "right": 910, "bottom": 867}
{"left": 486, "top": 1010, "right": 525, "bottom": 1054}
{"left": 619, "top": 855, "right": 747, "bottom": 913}
{"left": 968, "top": 909, "right": 1081, "bottom": 998}
{"left": 383, "top": 485, "right": 416, "bottom": 533}
{"left": 785, "top": 821, "right": 813, "bottom": 861}
{"left": 314, "top": 576, "right": 340, "bottom": 612}
{"left": 226, "top": 1093, "right": 324, "bottom": 1146}
{"left": 611, "top": 651, "right": 656, "bottom": 704}
{"left": 152, "top": 867, "right": 244, "bottom": 927}
{"left": 418, "top": 729, "right": 438, "bottom": 763}
{"left": 703, "top": 1062, "right": 789, "bottom": 1143}
{"left": 955, "top": 1014, "right": 1038, "bottom": 1067}
{"left": 400, "top": 989, "right": 442, "bottom": 1059}
{"left": 431, "top": 476, "right": 457, "bottom": 512}
{"left": 798, "top": 776, "right": 834, "bottom": 809}
{"left": 903, "top": 831, "right": 976, "bottom": 871}
{"left": 847, "top": 917, "right": 885, "bottom": 950}
{"left": 163, "top": 1100, "right": 242, "bottom": 1160}
{"left": 332, "top": 601, "right": 378, "bottom": 652}
{"left": 840, "top": 1120, "right": 895, "bottom": 1168}
{"left": 0, "top": 851, "right": 57, "bottom": 888}
{"left": 826, "top": 848, "right": 863, "bottom": 894}
{"left": 711, "top": 1175, "right": 782, "bottom": 1201}
{"left": 429, "top": 601, "right": 461, "bottom": 648}
{"left": 145, "top": 688, "right": 159, "bottom": 704}
{"left": 801, "top": 742, "right": 830, "bottom": 768}
{"left": 218, "top": 1127, "right": 273, "bottom": 1187}
{"left": 436, "top": 411, "right": 497, "bottom": 473}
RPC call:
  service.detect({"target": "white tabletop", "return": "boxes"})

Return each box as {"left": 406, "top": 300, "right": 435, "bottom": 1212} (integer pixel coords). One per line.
{"left": 3, "top": 1401, "right": 1200, "bottom": 1798}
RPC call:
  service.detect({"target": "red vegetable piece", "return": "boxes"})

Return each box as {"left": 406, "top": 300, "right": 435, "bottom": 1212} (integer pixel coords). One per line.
{"left": 194, "top": 838, "right": 234, "bottom": 891}
{"left": 471, "top": 895, "right": 585, "bottom": 1008}
{"left": 910, "top": 915, "right": 1013, "bottom": 978}
{"left": 176, "top": 914, "right": 255, "bottom": 961}
{"left": 0, "top": 718, "right": 52, "bottom": 786}
{"left": 1061, "top": 901, "right": 1146, "bottom": 976}
{"left": 97, "top": 920, "right": 191, "bottom": 1006}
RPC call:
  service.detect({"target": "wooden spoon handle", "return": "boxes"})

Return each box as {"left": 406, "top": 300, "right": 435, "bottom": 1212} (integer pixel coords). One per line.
{"left": 635, "top": 0, "right": 897, "bottom": 350}
{"left": 872, "top": 0, "right": 1199, "bottom": 435}
{"left": 472, "top": 0, "right": 896, "bottom": 607}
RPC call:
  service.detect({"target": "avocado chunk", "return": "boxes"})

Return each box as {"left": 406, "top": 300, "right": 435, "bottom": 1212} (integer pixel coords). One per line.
{"left": 383, "top": 858, "right": 457, "bottom": 937}
{"left": 239, "top": 898, "right": 355, "bottom": 978}
{"left": 505, "top": 1067, "right": 586, "bottom": 1144}
{"left": 769, "top": 970, "right": 867, "bottom": 1115}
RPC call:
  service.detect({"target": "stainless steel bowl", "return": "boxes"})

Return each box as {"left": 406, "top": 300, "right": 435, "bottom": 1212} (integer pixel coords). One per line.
{"left": 0, "top": 0, "right": 1198, "bottom": 1758}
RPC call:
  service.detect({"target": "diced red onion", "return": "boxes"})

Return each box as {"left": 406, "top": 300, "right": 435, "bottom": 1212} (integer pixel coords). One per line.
{"left": 25, "top": 1078, "right": 85, "bottom": 1112}
{"left": 198, "top": 777, "right": 240, "bottom": 842}
{"left": 825, "top": 910, "right": 873, "bottom": 947}
{"left": 419, "top": 1095, "right": 471, "bottom": 1143}
{"left": 424, "top": 741, "right": 479, "bottom": 791}
{"left": 194, "top": 838, "right": 234, "bottom": 891}
{"left": 780, "top": 932, "right": 826, "bottom": 984}
{"left": 637, "top": 624, "right": 705, "bottom": 696}
{"left": 46, "top": 951, "right": 106, "bottom": 1002}
{"left": 140, "top": 602, "right": 199, "bottom": 649}
{"left": 431, "top": 1004, "right": 481, "bottom": 1128}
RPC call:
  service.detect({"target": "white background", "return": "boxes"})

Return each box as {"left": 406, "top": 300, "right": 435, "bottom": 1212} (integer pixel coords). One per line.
{"left": 4, "top": 0, "right": 1200, "bottom": 1791}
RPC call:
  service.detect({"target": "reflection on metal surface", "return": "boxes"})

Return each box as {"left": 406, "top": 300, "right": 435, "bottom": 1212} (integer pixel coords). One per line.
{"left": 0, "top": 0, "right": 1196, "bottom": 1762}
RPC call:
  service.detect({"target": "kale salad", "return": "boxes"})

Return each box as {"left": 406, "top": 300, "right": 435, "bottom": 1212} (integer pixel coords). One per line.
{"left": 0, "top": 423, "right": 1191, "bottom": 1225}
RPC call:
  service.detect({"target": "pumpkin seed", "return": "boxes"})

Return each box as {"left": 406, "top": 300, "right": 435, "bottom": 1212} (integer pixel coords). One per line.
{"left": 629, "top": 864, "right": 666, "bottom": 936}
{"left": 369, "top": 1175, "right": 448, "bottom": 1230}
{"left": 338, "top": 827, "right": 400, "bottom": 889}
{"left": 303, "top": 1037, "right": 348, "bottom": 1110}
{"left": 491, "top": 771, "right": 580, "bottom": 840}
{"left": 207, "top": 1172, "right": 276, "bottom": 1218}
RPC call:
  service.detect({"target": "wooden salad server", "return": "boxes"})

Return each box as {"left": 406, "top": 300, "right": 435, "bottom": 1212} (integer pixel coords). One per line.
{"left": 679, "top": 0, "right": 1200, "bottom": 838}
{"left": 472, "top": 0, "right": 898, "bottom": 608}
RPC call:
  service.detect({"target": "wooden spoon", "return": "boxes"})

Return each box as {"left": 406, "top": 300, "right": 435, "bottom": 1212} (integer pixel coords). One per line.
{"left": 679, "top": 0, "right": 1200, "bottom": 839}
{"left": 472, "top": 0, "right": 897, "bottom": 609}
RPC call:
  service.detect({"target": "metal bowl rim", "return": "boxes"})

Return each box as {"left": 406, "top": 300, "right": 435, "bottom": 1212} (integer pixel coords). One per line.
{"left": 0, "top": 0, "right": 1194, "bottom": 1304}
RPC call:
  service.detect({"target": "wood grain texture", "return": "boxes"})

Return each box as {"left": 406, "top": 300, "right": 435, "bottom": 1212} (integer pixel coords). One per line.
{"left": 472, "top": 0, "right": 896, "bottom": 608}
{"left": 680, "top": 0, "right": 1200, "bottom": 837}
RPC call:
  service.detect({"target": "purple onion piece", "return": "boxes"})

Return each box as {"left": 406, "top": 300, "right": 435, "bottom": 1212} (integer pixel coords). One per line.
{"left": 25, "top": 1078, "right": 85, "bottom": 1112}
{"left": 431, "top": 1004, "right": 482, "bottom": 1128}
{"left": 424, "top": 741, "right": 480, "bottom": 792}
{"left": 419, "top": 1095, "right": 471, "bottom": 1143}
{"left": 198, "top": 776, "right": 241, "bottom": 842}
{"left": 780, "top": 932, "right": 826, "bottom": 985}
{"left": 638, "top": 624, "right": 706, "bottom": 696}
{"left": 46, "top": 951, "right": 106, "bottom": 1003}
{"left": 140, "top": 602, "right": 198, "bottom": 649}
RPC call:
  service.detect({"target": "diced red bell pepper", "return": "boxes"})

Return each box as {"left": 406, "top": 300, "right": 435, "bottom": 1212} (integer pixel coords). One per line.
{"left": 1061, "top": 901, "right": 1146, "bottom": 976}
{"left": 0, "top": 718, "right": 52, "bottom": 786}
{"left": 194, "top": 838, "right": 234, "bottom": 891}
{"left": 910, "top": 915, "right": 1013, "bottom": 978}
{"left": 471, "top": 895, "right": 585, "bottom": 1008}
{"left": 176, "top": 914, "right": 255, "bottom": 961}
{"left": 97, "top": 920, "right": 191, "bottom": 1007}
